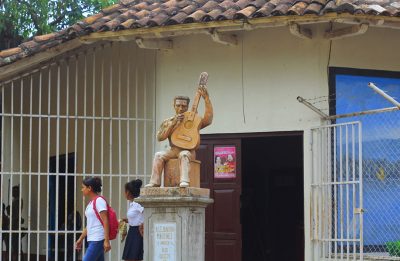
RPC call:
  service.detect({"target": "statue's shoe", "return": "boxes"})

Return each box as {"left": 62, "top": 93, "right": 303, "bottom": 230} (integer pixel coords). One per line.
{"left": 145, "top": 183, "right": 160, "bottom": 188}
{"left": 179, "top": 182, "right": 189, "bottom": 188}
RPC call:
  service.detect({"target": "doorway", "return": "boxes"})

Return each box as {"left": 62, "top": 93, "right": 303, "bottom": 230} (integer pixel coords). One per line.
{"left": 241, "top": 134, "right": 304, "bottom": 261}
{"left": 48, "top": 153, "right": 81, "bottom": 261}
{"left": 201, "top": 132, "right": 304, "bottom": 261}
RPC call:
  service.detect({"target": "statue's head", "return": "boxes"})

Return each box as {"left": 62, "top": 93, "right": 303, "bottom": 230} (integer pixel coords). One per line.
{"left": 173, "top": 96, "right": 190, "bottom": 114}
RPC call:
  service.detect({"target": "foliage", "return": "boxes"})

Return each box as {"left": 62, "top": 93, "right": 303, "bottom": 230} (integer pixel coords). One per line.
{"left": 0, "top": 0, "right": 118, "bottom": 49}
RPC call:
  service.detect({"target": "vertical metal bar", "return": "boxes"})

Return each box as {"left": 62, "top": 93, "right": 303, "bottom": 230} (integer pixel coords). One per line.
{"left": 27, "top": 74, "right": 33, "bottom": 261}
{"left": 64, "top": 60, "right": 70, "bottom": 261}
{"left": 333, "top": 126, "right": 337, "bottom": 260}
{"left": 100, "top": 46, "right": 104, "bottom": 182}
{"left": 126, "top": 46, "right": 131, "bottom": 182}
{"left": 73, "top": 55, "right": 79, "bottom": 261}
{"left": 37, "top": 70, "right": 42, "bottom": 261}
{"left": 90, "top": 48, "right": 97, "bottom": 257}
{"left": 54, "top": 62, "right": 61, "bottom": 261}
{"left": 319, "top": 129, "right": 323, "bottom": 258}
{"left": 327, "top": 126, "right": 332, "bottom": 260}
{"left": 117, "top": 44, "right": 122, "bottom": 259}
{"left": 324, "top": 127, "right": 329, "bottom": 259}
{"left": 83, "top": 52, "right": 87, "bottom": 177}
{"left": 144, "top": 58, "right": 147, "bottom": 182}
{"left": 108, "top": 43, "right": 113, "bottom": 261}
{"left": 352, "top": 124, "right": 356, "bottom": 261}
{"left": 323, "top": 127, "right": 328, "bottom": 259}
{"left": 315, "top": 130, "right": 323, "bottom": 258}
{"left": 327, "top": 127, "right": 332, "bottom": 259}
{"left": 320, "top": 128, "right": 325, "bottom": 258}
{"left": 358, "top": 123, "right": 363, "bottom": 261}
{"left": 339, "top": 126, "right": 344, "bottom": 259}
{"left": 126, "top": 47, "right": 131, "bottom": 220}
{"left": 310, "top": 131, "right": 314, "bottom": 241}
{"left": 345, "top": 125, "right": 350, "bottom": 260}
{"left": 135, "top": 59, "right": 138, "bottom": 179}
{"left": 0, "top": 85, "right": 5, "bottom": 261}
{"left": 339, "top": 126, "right": 344, "bottom": 260}
{"left": 326, "top": 127, "right": 330, "bottom": 258}
{"left": 18, "top": 77, "right": 23, "bottom": 261}
{"left": 91, "top": 48, "right": 97, "bottom": 256}
{"left": 82, "top": 52, "right": 88, "bottom": 256}
{"left": 99, "top": 44, "right": 106, "bottom": 257}
{"left": 46, "top": 66, "right": 51, "bottom": 261}
{"left": 152, "top": 51, "right": 156, "bottom": 182}
{"left": 92, "top": 48, "right": 96, "bottom": 177}
{"left": 9, "top": 80, "right": 14, "bottom": 261}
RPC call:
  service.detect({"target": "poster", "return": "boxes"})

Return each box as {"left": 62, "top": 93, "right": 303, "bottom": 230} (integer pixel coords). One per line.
{"left": 153, "top": 222, "right": 176, "bottom": 261}
{"left": 214, "top": 146, "right": 236, "bottom": 178}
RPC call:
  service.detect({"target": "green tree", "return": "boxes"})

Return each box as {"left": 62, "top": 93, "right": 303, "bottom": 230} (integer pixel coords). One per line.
{"left": 0, "top": 0, "right": 117, "bottom": 50}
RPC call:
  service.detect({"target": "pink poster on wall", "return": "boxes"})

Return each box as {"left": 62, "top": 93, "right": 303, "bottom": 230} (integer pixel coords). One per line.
{"left": 214, "top": 146, "right": 236, "bottom": 179}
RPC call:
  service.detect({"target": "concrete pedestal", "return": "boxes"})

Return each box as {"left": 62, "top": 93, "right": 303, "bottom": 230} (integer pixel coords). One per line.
{"left": 136, "top": 187, "right": 213, "bottom": 261}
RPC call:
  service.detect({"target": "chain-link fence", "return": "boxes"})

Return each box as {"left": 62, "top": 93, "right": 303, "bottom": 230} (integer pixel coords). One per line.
{"left": 337, "top": 109, "right": 400, "bottom": 260}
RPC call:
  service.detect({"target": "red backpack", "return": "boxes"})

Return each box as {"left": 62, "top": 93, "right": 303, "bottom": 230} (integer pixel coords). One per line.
{"left": 93, "top": 196, "right": 118, "bottom": 240}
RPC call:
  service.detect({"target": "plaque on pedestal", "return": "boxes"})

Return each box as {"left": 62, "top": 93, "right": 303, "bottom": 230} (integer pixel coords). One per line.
{"left": 136, "top": 187, "right": 213, "bottom": 261}
{"left": 154, "top": 222, "right": 177, "bottom": 260}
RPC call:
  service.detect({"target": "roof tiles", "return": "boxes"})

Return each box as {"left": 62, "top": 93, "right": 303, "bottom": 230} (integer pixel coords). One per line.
{"left": 1, "top": 0, "right": 400, "bottom": 67}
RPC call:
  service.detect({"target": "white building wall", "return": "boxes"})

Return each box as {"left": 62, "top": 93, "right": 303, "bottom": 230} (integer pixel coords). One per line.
{"left": 154, "top": 25, "right": 400, "bottom": 261}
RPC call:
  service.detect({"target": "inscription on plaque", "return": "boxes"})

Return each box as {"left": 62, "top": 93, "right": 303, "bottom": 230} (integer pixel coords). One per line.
{"left": 154, "top": 223, "right": 177, "bottom": 261}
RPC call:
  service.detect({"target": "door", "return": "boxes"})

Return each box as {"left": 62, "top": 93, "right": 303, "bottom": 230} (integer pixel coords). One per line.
{"left": 311, "top": 122, "right": 363, "bottom": 260}
{"left": 197, "top": 138, "right": 241, "bottom": 261}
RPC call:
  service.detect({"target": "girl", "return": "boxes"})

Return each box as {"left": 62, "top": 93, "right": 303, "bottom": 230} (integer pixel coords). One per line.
{"left": 121, "top": 179, "right": 144, "bottom": 261}
{"left": 75, "top": 177, "right": 111, "bottom": 261}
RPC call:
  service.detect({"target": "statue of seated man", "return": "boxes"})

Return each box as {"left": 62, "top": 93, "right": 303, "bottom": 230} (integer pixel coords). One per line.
{"left": 146, "top": 86, "right": 213, "bottom": 188}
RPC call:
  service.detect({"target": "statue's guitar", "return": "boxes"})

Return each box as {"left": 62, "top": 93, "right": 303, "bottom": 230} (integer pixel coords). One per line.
{"left": 170, "top": 72, "right": 208, "bottom": 150}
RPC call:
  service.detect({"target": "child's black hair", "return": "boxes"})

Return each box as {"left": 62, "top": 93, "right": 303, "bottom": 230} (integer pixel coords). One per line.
{"left": 125, "top": 179, "right": 142, "bottom": 198}
{"left": 82, "top": 177, "right": 102, "bottom": 193}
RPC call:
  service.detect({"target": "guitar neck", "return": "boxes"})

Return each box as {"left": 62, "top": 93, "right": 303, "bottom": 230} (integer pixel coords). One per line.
{"left": 190, "top": 72, "right": 208, "bottom": 114}
{"left": 191, "top": 89, "right": 201, "bottom": 113}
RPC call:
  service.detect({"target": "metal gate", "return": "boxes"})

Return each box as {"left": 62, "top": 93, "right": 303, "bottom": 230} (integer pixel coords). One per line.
{"left": 0, "top": 42, "right": 155, "bottom": 261}
{"left": 311, "top": 121, "right": 364, "bottom": 260}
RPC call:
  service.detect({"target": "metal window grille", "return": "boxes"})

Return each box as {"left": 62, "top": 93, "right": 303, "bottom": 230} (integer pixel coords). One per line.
{"left": 311, "top": 121, "right": 363, "bottom": 260}
{"left": 0, "top": 42, "right": 155, "bottom": 261}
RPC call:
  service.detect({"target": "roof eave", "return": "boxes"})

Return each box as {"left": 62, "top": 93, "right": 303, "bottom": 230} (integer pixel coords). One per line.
{"left": 1, "top": 13, "right": 400, "bottom": 82}
{"left": 79, "top": 13, "right": 400, "bottom": 42}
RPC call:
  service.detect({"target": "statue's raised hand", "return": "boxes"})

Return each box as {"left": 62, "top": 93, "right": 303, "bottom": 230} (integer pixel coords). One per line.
{"left": 198, "top": 86, "right": 209, "bottom": 100}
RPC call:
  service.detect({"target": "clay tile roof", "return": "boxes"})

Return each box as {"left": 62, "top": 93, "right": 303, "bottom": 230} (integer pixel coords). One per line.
{"left": 253, "top": 2, "right": 276, "bottom": 16}
{"left": 203, "top": 9, "right": 224, "bottom": 21}
{"left": 1, "top": 0, "right": 400, "bottom": 68}
{"left": 184, "top": 9, "right": 208, "bottom": 23}
{"left": 0, "top": 47, "right": 23, "bottom": 59}
{"left": 288, "top": 2, "right": 308, "bottom": 15}
{"left": 234, "top": 6, "right": 258, "bottom": 19}
{"left": 249, "top": 0, "right": 269, "bottom": 8}
{"left": 304, "top": 2, "right": 324, "bottom": 14}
